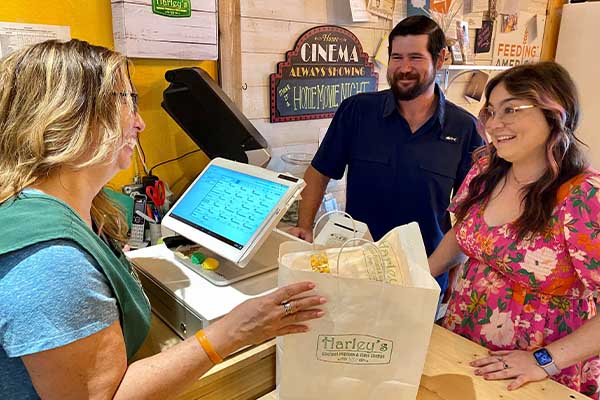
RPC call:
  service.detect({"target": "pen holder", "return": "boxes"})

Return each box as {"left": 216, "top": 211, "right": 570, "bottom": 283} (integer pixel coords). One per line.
{"left": 142, "top": 174, "right": 159, "bottom": 191}
{"left": 149, "top": 223, "right": 162, "bottom": 246}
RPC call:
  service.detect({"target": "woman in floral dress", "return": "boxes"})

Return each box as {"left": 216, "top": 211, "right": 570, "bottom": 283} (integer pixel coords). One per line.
{"left": 428, "top": 62, "right": 600, "bottom": 399}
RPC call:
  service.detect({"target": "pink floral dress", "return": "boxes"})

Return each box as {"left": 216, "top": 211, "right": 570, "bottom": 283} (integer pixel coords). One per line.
{"left": 443, "top": 163, "right": 600, "bottom": 398}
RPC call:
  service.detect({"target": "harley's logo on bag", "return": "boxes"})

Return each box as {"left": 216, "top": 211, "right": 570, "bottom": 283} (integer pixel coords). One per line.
{"left": 316, "top": 334, "right": 393, "bottom": 365}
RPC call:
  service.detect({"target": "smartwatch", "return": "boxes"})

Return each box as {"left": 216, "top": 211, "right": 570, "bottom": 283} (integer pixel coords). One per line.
{"left": 533, "top": 348, "right": 561, "bottom": 376}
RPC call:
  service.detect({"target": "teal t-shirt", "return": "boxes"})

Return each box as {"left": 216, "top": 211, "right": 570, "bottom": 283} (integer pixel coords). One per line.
{"left": 0, "top": 239, "right": 119, "bottom": 399}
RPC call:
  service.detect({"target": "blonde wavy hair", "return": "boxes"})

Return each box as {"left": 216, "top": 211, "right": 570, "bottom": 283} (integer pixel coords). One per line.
{"left": 0, "top": 39, "right": 136, "bottom": 243}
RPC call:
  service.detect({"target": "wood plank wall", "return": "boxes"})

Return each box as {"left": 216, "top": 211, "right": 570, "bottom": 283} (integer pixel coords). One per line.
{"left": 241, "top": 2, "right": 391, "bottom": 134}
{"left": 240, "top": 1, "right": 392, "bottom": 207}
{"left": 112, "top": 0, "right": 218, "bottom": 60}
{"left": 237, "top": 0, "right": 549, "bottom": 209}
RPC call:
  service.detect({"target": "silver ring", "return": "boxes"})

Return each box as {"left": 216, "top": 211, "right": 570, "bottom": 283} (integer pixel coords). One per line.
{"left": 282, "top": 300, "right": 294, "bottom": 316}
{"left": 497, "top": 357, "right": 509, "bottom": 370}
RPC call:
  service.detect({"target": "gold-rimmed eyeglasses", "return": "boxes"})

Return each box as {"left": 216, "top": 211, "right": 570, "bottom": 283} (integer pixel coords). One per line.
{"left": 479, "top": 104, "right": 536, "bottom": 125}
{"left": 114, "top": 92, "right": 139, "bottom": 114}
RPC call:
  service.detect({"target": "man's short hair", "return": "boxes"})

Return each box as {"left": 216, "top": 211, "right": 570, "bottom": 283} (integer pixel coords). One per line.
{"left": 388, "top": 16, "right": 446, "bottom": 64}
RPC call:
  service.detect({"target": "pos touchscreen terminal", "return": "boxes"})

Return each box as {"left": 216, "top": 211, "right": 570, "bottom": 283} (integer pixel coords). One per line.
{"left": 161, "top": 158, "right": 305, "bottom": 285}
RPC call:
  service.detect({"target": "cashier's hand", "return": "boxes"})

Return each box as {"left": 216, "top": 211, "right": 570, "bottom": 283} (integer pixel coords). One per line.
{"left": 471, "top": 349, "right": 548, "bottom": 390}
{"left": 209, "top": 281, "right": 326, "bottom": 356}
{"left": 288, "top": 226, "right": 314, "bottom": 242}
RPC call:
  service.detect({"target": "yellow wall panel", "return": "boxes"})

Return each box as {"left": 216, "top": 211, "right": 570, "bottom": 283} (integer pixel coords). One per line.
{"left": 0, "top": 1, "right": 215, "bottom": 196}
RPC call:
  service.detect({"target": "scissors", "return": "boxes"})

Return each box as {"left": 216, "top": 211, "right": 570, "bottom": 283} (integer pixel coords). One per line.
{"left": 146, "top": 180, "right": 165, "bottom": 208}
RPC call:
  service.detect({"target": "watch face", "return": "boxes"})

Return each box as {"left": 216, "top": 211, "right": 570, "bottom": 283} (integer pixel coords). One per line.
{"left": 534, "top": 348, "right": 553, "bottom": 366}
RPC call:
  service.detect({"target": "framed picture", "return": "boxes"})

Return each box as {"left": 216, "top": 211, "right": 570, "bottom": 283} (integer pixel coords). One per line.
{"left": 456, "top": 20, "right": 472, "bottom": 64}
{"left": 475, "top": 20, "right": 493, "bottom": 53}
{"left": 501, "top": 14, "right": 518, "bottom": 32}
{"left": 367, "top": 0, "right": 394, "bottom": 19}
{"left": 449, "top": 42, "right": 464, "bottom": 64}
{"left": 464, "top": 70, "right": 489, "bottom": 101}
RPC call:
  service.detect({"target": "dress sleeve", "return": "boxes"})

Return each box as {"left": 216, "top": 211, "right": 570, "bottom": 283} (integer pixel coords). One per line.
{"left": 448, "top": 158, "right": 486, "bottom": 213}
{"left": 0, "top": 239, "right": 120, "bottom": 357}
{"left": 560, "top": 174, "right": 600, "bottom": 291}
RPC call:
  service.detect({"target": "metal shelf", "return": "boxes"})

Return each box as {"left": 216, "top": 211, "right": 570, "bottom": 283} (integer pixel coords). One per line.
{"left": 444, "top": 65, "right": 510, "bottom": 71}
{"left": 438, "top": 65, "right": 511, "bottom": 92}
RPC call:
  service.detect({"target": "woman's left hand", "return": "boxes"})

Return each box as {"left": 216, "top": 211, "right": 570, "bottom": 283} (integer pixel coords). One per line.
{"left": 470, "top": 349, "right": 548, "bottom": 390}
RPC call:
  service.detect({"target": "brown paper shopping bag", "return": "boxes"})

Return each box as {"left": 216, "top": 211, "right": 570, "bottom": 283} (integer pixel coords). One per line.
{"left": 276, "top": 222, "right": 440, "bottom": 400}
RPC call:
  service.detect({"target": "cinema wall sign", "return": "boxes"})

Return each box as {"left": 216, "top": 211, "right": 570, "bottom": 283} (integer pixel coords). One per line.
{"left": 270, "top": 25, "right": 379, "bottom": 123}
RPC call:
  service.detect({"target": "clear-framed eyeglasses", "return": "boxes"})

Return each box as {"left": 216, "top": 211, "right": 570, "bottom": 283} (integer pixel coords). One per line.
{"left": 479, "top": 104, "right": 536, "bottom": 125}
{"left": 114, "top": 92, "right": 139, "bottom": 114}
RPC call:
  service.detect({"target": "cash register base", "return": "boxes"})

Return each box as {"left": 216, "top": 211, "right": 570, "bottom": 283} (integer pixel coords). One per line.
{"left": 128, "top": 229, "right": 299, "bottom": 339}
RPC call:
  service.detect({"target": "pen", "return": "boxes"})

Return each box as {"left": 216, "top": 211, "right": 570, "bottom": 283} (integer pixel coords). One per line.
{"left": 151, "top": 204, "right": 161, "bottom": 223}
{"left": 136, "top": 210, "right": 157, "bottom": 224}
{"left": 146, "top": 204, "right": 153, "bottom": 219}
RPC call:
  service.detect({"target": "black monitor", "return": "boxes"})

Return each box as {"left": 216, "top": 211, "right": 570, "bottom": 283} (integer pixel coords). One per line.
{"left": 162, "top": 67, "right": 269, "bottom": 164}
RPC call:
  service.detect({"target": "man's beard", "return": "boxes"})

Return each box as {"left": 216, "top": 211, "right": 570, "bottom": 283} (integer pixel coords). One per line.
{"left": 387, "top": 70, "right": 435, "bottom": 101}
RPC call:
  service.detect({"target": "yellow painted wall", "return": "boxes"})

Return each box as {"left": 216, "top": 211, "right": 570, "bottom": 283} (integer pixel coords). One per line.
{"left": 0, "top": 1, "right": 215, "bottom": 196}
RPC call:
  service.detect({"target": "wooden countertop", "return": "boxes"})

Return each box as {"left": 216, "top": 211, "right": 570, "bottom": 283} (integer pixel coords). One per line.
{"left": 139, "top": 314, "right": 587, "bottom": 400}
{"left": 260, "top": 324, "right": 588, "bottom": 400}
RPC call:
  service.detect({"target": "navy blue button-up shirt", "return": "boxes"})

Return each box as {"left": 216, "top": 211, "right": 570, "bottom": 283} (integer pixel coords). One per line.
{"left": 312, "top": 86, "right": 483, "bottom": 292}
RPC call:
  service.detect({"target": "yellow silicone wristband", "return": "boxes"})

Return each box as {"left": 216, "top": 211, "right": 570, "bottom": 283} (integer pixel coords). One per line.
{"left": 195, "top": 330, "right": 223, "bottom": 364}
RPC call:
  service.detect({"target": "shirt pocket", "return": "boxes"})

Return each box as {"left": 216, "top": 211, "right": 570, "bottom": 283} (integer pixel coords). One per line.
{"left": 349, "top": 149, "right": 393, "bottom": 183}
{"left": 351, "top": 151, "right": 390, "bottom": 166}
{"left": 419, "top": 159, "right": 457, "bottom": 181}
{"left": 417, "top": 137, "right": 462, "bottom": 183}
{"left": 418, "top": 158, "right": 457, "bottom": 205}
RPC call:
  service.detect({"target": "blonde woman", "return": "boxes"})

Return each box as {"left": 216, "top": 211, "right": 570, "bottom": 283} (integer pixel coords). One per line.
{"left": 0, "top": 39, "right": 325, "bottom": 399}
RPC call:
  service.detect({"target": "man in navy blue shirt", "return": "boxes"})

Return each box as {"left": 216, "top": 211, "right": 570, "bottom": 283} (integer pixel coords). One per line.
{"left": 289, "top": 16, "right": 484, "bottom": 295}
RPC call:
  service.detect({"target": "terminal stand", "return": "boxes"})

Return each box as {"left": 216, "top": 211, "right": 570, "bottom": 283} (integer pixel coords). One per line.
{"left": 169, "top": 228, "right": 300, "bottom": 286}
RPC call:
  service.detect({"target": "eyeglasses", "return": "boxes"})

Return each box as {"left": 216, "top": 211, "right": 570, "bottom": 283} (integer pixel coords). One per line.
{"left": 114, "top": 92, "right": 139, "bottom": 114}
{"left": 479, "top": 104, "right": 536, "bottom": 125}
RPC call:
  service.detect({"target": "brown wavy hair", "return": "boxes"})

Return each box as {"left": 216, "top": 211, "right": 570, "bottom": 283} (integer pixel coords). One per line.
{"left": 453, "top": 62, "right": 588, "bottom": 239}
{"left": 0, "top": 39, "right": 136, "bottom": 243}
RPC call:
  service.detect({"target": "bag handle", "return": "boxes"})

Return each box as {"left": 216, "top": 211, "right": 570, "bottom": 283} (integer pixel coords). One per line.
{"left": 312, "top": 211, "right": 387, "bottom": 283}
{"left": 334, "top": 237, "right": 387, "bottom": 283}
{"left": 312, "top": 210, "right": 358, "bottom": 251}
